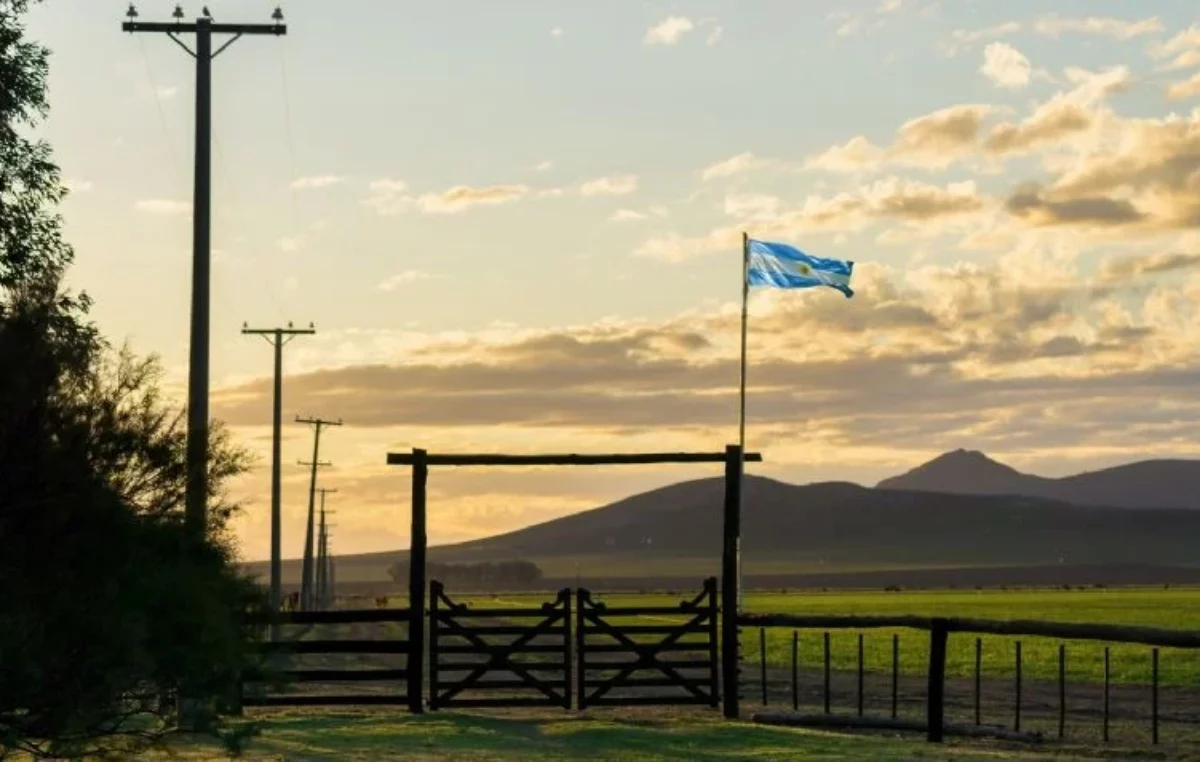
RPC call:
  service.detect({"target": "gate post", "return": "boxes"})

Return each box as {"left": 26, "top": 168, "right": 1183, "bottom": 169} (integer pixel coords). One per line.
{"left": 407, "top": 447, "right": 428, "bottom": 714}
{"left": 428, "top": 579, "right": 441, "bottom": 711}
{"left": 721, "top": 443, "right": 743, "bottom": 719}
{"left": 927, "top": 618, "right": 949, "bottom": 743}
{"left": 575, "top": 588, "right": 588, "bottom": 711}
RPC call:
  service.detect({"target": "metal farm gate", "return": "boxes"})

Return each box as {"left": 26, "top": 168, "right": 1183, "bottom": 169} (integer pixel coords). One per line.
{"left": 428, "top": 581, "right": 573, "bottom": 709}
{"left": 576, "top": 578, "right": 720, "bottom": 709}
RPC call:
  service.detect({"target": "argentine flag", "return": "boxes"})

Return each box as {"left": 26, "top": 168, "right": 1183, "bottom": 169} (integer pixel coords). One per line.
{"left": 746, "top": 239, "right": 854, "bottom": 298}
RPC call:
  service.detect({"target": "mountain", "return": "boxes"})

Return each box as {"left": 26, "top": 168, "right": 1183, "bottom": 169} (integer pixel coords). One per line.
{"left": 877, "top": 449, "right": 1200, "bottom": 509}
{"left": 256, "top": 474, "right": 1200, "bottom": 589}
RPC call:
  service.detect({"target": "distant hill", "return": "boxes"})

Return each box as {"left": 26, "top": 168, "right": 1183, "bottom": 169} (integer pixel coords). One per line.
{"left": 877, "top": 449, "right": 1200, "bottom": 509}
{"left": 250, "top": 474, "right": 1200, "bottom": 588}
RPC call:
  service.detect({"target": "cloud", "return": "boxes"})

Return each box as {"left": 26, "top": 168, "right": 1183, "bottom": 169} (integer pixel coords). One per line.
{"left": 1150, "top": 26, "right": 1200, "bottom": 69}
{"left": 942, "top": 22, "right": 1020, "bottom": 56}
{"left": 1032, "top": 14, "right": 1163, "bottom": 40}
{"left": 888, "top": 104, "right": 996, "bottom": 169}
{"left": 805, "top": 137, "right": 885, "bottom": 173}
{"left": 985, "top": 100, "right": 1093, "bottom": 154}
{"left": 1098, "top": 251, "right": 1200, "bottom": 283}
{"left": 534, "top": 160, "right": 553, "bottom": 172}
{"left": 1167, "top": 71, "right": 1200, "bottom": 101}
{"left": 1005, "top": 184, "right": 1146, "bottom": 228}
{"left": 364, "top": 178, "right": 410, "bottom": 215}
{"left": 290, "top": 175, "right": 345, "bottom": 190}
{"left": 1002, "top": 106, "right": 1200, "bottom": 231}
{"left": 634, "top": 177, "right": 986, "bottom": 262}
{"left": 808, "top": 104, "right": 996, "bottom": 174}
{"left": 723, "top": 193, "right": 783, "bottom": 221}
{"left": 211, "top": 250, "right": 1200, "bottom": 466}
{"left": 611, "top": 209, "right": 647, "bottom": 222}
{"left": 944, "top": 16, "right": 1159, "bottom": 57}
{"left": 580, "top": 175, "right": 638, "bottom": 197}
{"left": 706, "top": 25, "right": 724, "bottom": 46}
{"left": 277, "top": 235, "right": 305, "bottom": 252}
{"left": 701, "top": 152, "right": 776, "bottom": 181}
{"left": 644, "top": 16, "right": 694, "bottom": 45}
{"left": 378, "top": 271, "right": 436, "bottom": 291}
{"left": 538, "top": 188, "right": 565, "bottom": 198}
{"left": 550, "top": 27, "right": 563, "bottom": 38}
{"left": 134, "top": 199, "right": 190, "bottom": 215}
{"left": 981, "top": 42, "right": 1032, "bottom": 89}
{"left": 877, "top": 0, "right": 903, "bottom": 13}
{"left": 65, "top": 178, "right": 93, "bottom": 193}
{"left": 416, "top": 184, "right": 529, "bottom": 214}
{"left": 155, "top": 85, "right": 178, "bottom": 99}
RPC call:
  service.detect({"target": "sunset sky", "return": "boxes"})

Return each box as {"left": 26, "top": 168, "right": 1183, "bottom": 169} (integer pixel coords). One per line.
{"left": 27, "top": 0, "right": 1200, "bottom": 561}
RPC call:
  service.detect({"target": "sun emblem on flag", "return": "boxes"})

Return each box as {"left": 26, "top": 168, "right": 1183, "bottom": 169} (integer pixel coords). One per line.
{"left": 796, "top": 262, "right": 813, "bottom": 276}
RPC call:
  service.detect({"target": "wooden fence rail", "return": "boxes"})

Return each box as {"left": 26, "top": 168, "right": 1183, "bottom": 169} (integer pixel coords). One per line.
{"left": 739, "top": 613, "right": 1200, "bottom": 745}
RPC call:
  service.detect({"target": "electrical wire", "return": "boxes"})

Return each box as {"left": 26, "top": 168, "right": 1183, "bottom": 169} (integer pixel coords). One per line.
{"left": 277, "top": 31, "right": 301, "bottom": 227}
{"left": 138, "top": 36, "right": 182, "bottom": 183}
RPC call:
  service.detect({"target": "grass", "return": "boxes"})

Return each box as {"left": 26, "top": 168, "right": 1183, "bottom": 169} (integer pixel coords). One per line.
{"left": 138, "top": 707, "right": 1151, "bottom": 761}
{"left": 735, "top": 588, "right": 1200, "bottom": 688}
{"left": 437, "top": 587, "right": 1200, "bottom": 687}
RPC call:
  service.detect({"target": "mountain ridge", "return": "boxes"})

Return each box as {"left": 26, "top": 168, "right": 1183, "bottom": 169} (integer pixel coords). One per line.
{"left": 877, "top": 450, "right": 1200, "bottom": 509}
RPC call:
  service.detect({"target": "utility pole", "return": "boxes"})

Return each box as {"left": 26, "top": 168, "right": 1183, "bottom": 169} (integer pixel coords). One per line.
{"left": 321, "top": 525, "right": 337, "bottom": 608}
{"left": 326, "top": 537, "right": 336, "bottom": 607}
{"left": 314, "top": 489, "right": 336, "bottom": 609}
{"left": 297, "top": 417, "right": 340, "bottom": 610}
{"left": 123, "top": 4, "right": 287, "bottom": 536}
{"left": 241, "top": 323, "right": 315, "bottom": 628}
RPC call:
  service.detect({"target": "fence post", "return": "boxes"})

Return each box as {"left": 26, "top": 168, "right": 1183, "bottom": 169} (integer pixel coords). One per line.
{"left": 760, "top": 628, "right": 768, "bottom": 705}
{"left": 1058, "top": 644, "right": 1066, "bottom": 739}
{"left": 974, "top": 637, "right": 981, "bottom": 726}
{"left": 791, "top": 631, "right": 799, "bottom": 711}
{"left": 1103, "top": 647, "right": 1110, "bottom": 743}
{"left": 1014, "top": 640, "right": 1022, "bottom": 732}
{"left": 720, "top": 444, "right": 742, "bottom": 720}
{"left": 407, "top": 447, "right": 428, "bottom": 714}
{"left": 857, "top": 633, "right": 864, "bottom": 717}
{"left": 707, "top": 577, "right": 720, "bottom": 709}
{"left": 891, "top": 633, "right": 899, "bottom": 719}
{"left": 823, "top": 631, "right": 831, "bottom": 714}
{"left": 576, "top": 588, "right": 587, "bottom": 711}
{"left": 1152, "top": 648, "right": 1159, "bottom": 745}
{"left": 926, "top": 618, "right": 949, "bottom": 743}
{"left": 562, "top": 587, "right": 573, "bottom": 711}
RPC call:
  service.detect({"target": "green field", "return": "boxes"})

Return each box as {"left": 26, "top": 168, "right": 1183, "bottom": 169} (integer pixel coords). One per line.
{"left": 441, "top": 587, "right": 1200, "bottom": 687}
{"left": 135, "top": 709, "right": 1131, "bottom": 761}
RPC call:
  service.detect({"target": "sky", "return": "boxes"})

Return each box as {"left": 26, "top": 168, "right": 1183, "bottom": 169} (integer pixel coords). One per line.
{"left": 25, "top": 0, "right": 1200, "bottom": 561}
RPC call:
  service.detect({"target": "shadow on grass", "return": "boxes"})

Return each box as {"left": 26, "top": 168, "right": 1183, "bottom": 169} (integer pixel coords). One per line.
{"left": 148, "top": 707, "right": 1185, "bottom": 762}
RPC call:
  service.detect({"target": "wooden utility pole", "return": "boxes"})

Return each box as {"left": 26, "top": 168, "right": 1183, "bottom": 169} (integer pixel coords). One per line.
{"left": 321, "top": 525, "right": 337, "bottom": 608}
{"left": 297, "top": 417, "right": 340, "bottom": 610}
{"left": 123, "top": 4, "right": 287, "bottom": 536}
{"left": 241, "top": 322, "right": 315, "bottom": 629}
{"left": 314, "top": 489, "right": 336, "bottom": 609}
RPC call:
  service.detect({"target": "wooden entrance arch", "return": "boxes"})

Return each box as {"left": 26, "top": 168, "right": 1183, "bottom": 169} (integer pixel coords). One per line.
{"left": 385, "top": 446, "right": 762, "bottom": 716}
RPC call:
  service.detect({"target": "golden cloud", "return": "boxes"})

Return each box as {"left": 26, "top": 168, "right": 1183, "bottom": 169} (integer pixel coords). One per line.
{"left": 416, "top": 184, "right": 530, "bottom": 213}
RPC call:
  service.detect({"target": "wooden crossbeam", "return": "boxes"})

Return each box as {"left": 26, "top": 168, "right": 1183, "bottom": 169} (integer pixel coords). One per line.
{"left": 387, "top": 451, "right": 763, "bottom": 466}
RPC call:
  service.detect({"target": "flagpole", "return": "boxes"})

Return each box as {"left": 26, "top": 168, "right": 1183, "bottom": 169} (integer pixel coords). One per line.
{"left": 738, "top": 231, "right": 750, "bottom": 611}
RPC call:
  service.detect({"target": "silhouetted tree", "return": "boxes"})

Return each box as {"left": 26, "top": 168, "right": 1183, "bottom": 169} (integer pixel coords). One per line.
{"left": 0, "top": 3, "right": 267, "bottom": 757}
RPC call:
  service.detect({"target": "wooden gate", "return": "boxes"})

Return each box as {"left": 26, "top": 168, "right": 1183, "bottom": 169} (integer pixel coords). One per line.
{"left": 241, "top": 607, "right": 412, "bottom": 707}
{"left": 576, "top": 578, "right": 720, "bottom": 708}
{"left": 428, "top": 582, "right": 572, "bottom": 709}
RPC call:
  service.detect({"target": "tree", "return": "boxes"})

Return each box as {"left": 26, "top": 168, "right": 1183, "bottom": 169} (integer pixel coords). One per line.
{"left": 0, "top": 2, "right": 269, "bottom": 757}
